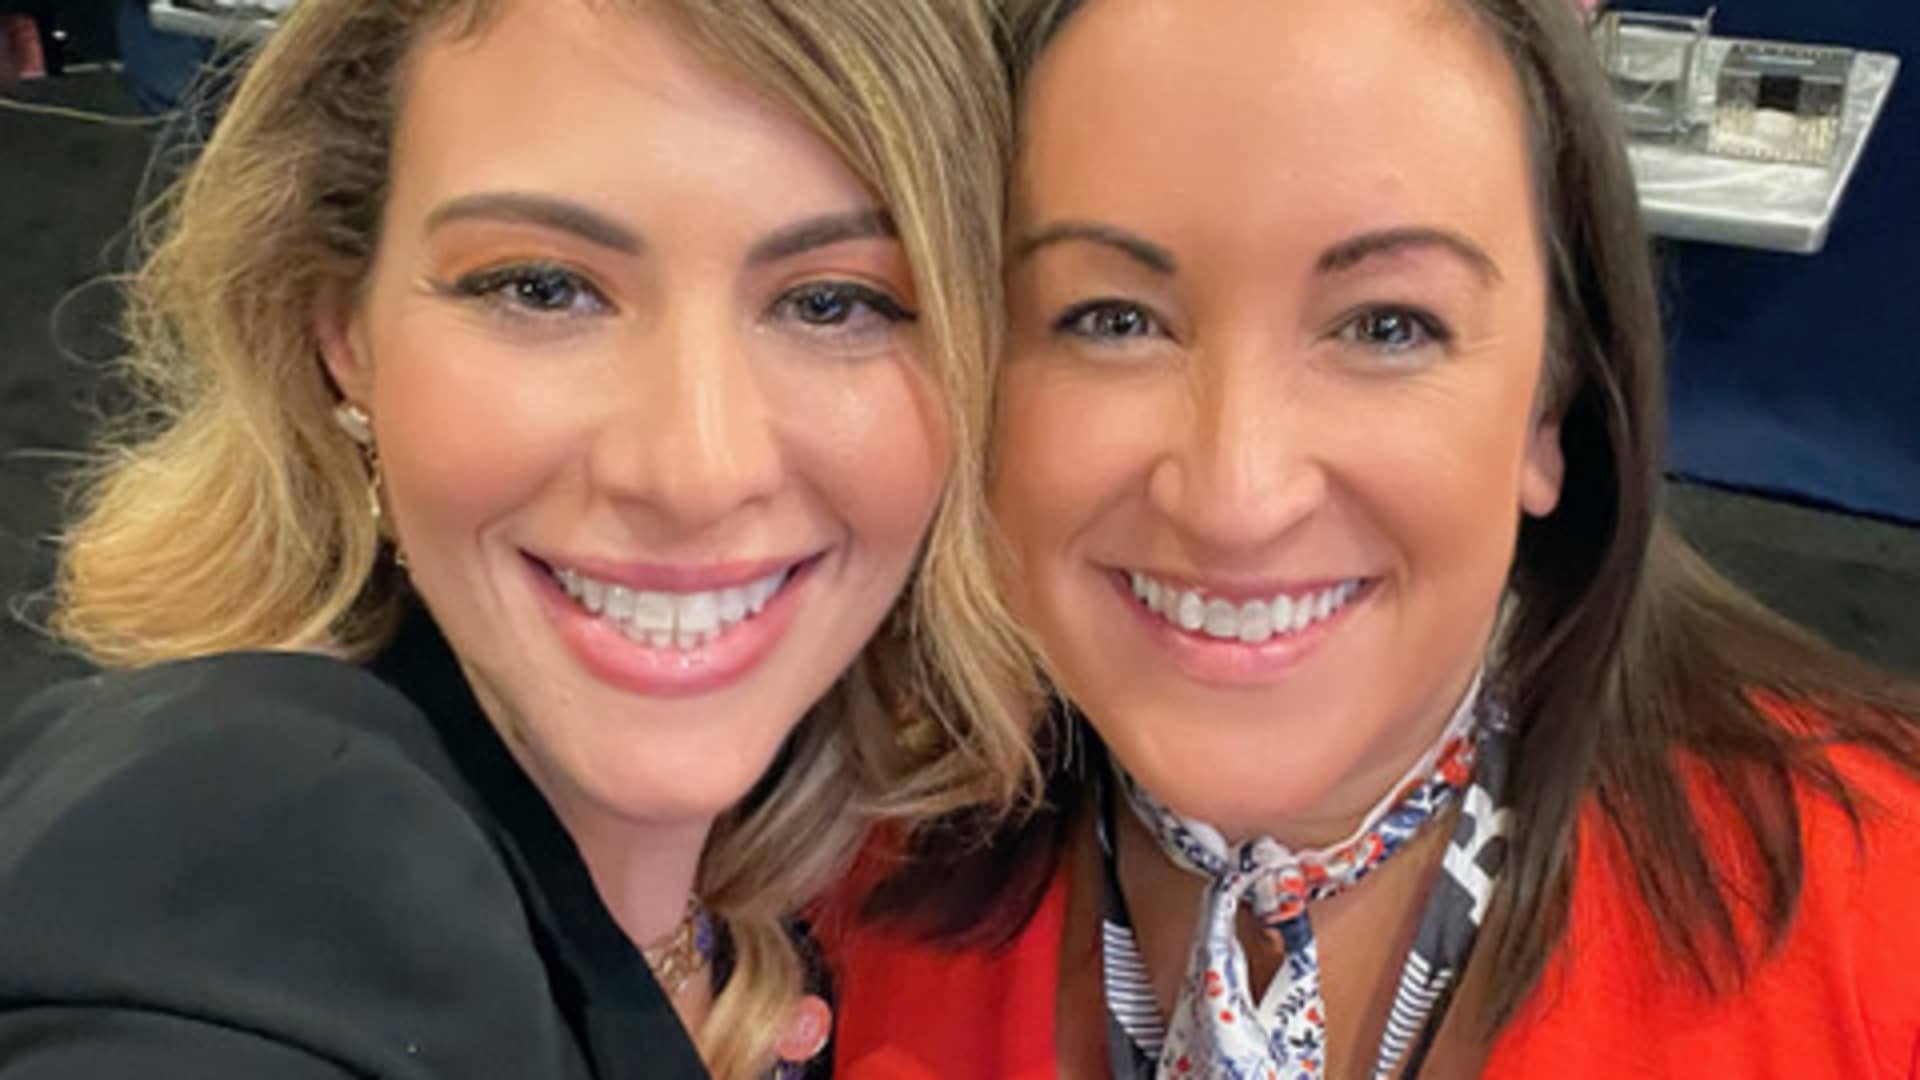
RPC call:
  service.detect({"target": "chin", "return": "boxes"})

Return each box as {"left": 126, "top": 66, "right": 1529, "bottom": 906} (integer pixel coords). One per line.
{"left": 1098, "top": 702, "right": 1355, "bottom": 828}
{"left": 577, "top": 750, "right": 780, "bottom": 828}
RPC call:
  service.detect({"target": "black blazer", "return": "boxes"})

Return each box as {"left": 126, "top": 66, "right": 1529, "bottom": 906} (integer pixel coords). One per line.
{"left": 0, "top": 610, "right": 708, "bottom": 1078}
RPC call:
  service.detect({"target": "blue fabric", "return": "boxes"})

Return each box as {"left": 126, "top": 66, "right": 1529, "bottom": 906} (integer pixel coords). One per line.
{"left": 115, "top": 0, "right": 211, "bottom": 113}
{"left": 1627, "top": 3, "right": 1920, "bottom": 522}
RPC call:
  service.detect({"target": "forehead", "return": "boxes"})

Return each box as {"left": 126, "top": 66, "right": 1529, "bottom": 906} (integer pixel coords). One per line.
{"left": 1017, "top": 0, "right": 1539, "bottom": 263}
{"left": 387, "top": 0, "right": 867, "bottom": 225}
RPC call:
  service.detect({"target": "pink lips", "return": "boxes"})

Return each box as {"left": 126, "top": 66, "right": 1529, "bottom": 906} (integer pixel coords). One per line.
{"left": 533, "top": 554, "right": 815, "bottom": 699}
{"left": 1112, "top": 570, "right": 1375, "bottom": 687}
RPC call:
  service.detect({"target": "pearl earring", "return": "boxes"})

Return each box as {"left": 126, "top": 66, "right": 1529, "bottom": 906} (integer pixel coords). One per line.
{"left": 333, "top": 402, "right": 374, "bottom": 446}
{"left": 332, "top": 402, "right": 392, "bottom": 551}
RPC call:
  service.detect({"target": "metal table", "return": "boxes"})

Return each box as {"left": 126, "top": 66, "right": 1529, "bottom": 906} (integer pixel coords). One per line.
{"left": 150, "top": 0, "right": 277, "bottom": 44}
{"left": 1627, "top": 39, "right": 1901, "bottom": 254}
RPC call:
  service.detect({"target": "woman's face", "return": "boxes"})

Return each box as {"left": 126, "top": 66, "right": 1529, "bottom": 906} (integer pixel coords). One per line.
{"left": 321, "top": 0, "right": 947, "bottom": 830}
{"left": 995, "top": 0, "right": 1564, "bottom": 842}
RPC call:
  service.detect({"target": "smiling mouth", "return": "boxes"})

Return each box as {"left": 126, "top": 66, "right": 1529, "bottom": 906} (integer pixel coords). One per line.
{"left": 1123, "top": 570, "right": 1372, "bottom": 644}
{"left": 547, "top": 563, "right": 797, "bottom": 651}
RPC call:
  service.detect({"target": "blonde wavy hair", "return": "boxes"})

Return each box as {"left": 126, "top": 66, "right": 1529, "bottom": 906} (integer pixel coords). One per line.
{"left": 53, "top": 0, "right": 1038, "bottom": 1074}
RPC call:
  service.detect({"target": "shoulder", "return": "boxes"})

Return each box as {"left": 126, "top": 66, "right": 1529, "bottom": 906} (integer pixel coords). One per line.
{"left": 0, "top": 651, "right": 490, "bottom": 878}
{"left": 825, "top": 832, "right": 1070, "bottom": 1080}
{"left": 1492, "top": 740, "right": 1920, "bottom": 1079}
{"left": 0, "top": 653, "right": 586, "bottom": 1078}
{"left": 1796, "top": 744, "right": 1920, "bottom": 1027}
{"left": 6, "top": 648, "right": 418, "bottom": 772}
{"left": 1697, "top": 732, "right": 1920, "bottom": 976}
{"left": 2, "top": 651, "right": 440, "bottom": 867}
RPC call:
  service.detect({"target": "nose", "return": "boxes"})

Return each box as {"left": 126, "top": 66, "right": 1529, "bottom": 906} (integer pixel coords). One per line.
{"left": 589, "top": 315, "right": 784, "bottom": 537}
{"left": 1146, "top": 336, "right": 1326, "bottom": 554}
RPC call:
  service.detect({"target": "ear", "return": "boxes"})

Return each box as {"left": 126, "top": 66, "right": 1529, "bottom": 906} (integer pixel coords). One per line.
{"left": 1520, "top": 409, "right": 1565, "bottom": 519}
{"left": 314, "top": 284, "right": 374, "bottom": 408}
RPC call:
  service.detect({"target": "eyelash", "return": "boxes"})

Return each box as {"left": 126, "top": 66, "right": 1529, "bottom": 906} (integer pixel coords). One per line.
{"left": 1053, "top": 298, "right": 1167, "bottom": 343}
{"left": 1051, "top": 300, "right": 1454, "bottom": 360}
{"left": 768, "top": 280, "right": 917, "bottom": 337}
{"left": 1333, "top": 305, "right": 1454, "bottom": 356}
{"left": 444, "top": 262, "right": 611, "bottom": 320}
{"left": 439, "top": 265, "right": 914, "bottom": 343}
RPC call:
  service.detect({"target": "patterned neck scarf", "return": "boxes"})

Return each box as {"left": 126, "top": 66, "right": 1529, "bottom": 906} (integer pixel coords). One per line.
{"left": 1114, "top": 676, "right": 1508, "bottom": 1079}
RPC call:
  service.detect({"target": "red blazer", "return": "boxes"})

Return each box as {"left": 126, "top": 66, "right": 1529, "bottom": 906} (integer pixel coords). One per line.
{"left": 828, "top": 747, "right": 1920, "bottom": 1078}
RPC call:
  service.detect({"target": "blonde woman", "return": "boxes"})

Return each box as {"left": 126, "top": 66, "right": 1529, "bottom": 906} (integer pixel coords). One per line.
{"left": 0, "top": 1, "right": 1028, "bottom": 1077}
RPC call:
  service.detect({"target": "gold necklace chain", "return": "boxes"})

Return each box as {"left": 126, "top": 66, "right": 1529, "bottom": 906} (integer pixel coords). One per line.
{"left": 640, "top": 898, "right": 712, "bottom": 997}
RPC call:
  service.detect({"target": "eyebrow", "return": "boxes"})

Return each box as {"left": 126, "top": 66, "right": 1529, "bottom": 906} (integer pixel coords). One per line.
{"left": 1316, "top": 227, "right": 1503, "bottom": 285}
{"left": 1013, "top": 221, "right": 1178, "bottom": 276}
{"left": 425, "top": 192, "right": 643, "bottom": 255}
{"left": 746, "top": 208, "right": 896, "bottom": 265}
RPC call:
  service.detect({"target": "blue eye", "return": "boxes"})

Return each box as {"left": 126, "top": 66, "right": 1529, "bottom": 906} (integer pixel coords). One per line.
{"left": 449, "top": 264, "right": 611, "bottom": 317}
{"left": 1337, "top": 307, "right": 1450, "bottom": 353}
{"left": 771, "top": 281, "right": 916, "bottom": 335}
{"left": 1055, "top": 300, "right": 1163, "bottom": 341}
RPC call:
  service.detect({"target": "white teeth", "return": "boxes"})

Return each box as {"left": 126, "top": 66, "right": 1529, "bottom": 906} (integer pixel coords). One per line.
{"left": 746, "top": 574, "right": 780, "bottom": 614}
{"left": 605, "top": 586, "right": 636, "bottom": 621}
{"left": 549, "top": 564, "right": 792, "bottom": 651}
{"left": 1270, "top": 594, "right": 1294, "bottom": 632}
{"left": 1126, "top": 572, "right": 1364, "bottom": 643}
{"left": 1238, "top": 600, "right": 1273, "bottom": 644}
{"left": 630, "top": 590, "right": 674, "bottom": 634}
{"left": 677, "top": 592, "right": 719, "bottom": 636}
{"left": 1203, "top": 599, "right": 1238, "bottom": 639}
{"left": 1176, "top": 591, "right": 1205, "bottom": 632}
{"left": 1290, "top": 597, "right": 1315, "bottom": 633}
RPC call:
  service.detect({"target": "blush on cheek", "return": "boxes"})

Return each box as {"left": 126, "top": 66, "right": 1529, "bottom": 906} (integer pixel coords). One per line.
{"left": 799, "top": 367, "right": 949, "bottom": 552}
{"left": 370, "top": 328, "right": 585, "bottom": 556}
{"left": 988, "top": 367, "right": 1151, "bottom": 628}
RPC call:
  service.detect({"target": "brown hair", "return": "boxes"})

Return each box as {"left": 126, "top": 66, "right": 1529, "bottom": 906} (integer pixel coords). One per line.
{"left": 873, "top": 0, "right": 1920, "bottom": 1039}
{"left": 53, "top": 1, "right": 1033, "bottom": 1075}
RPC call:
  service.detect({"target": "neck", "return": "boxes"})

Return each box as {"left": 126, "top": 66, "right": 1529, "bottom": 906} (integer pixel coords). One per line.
{"left": 553, "top": 795, "right": 716, "bottom": 1040}
{"left": 558, "top": 805, "right": 711, "bottom": 947}
{"left": 1093, "top": 796, "right": 1460, "bottom": 1076}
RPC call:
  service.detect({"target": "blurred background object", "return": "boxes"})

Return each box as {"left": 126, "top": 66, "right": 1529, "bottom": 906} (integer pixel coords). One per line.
{"left": 1596, "top": 1, "right": 1919, "bottom": 525}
